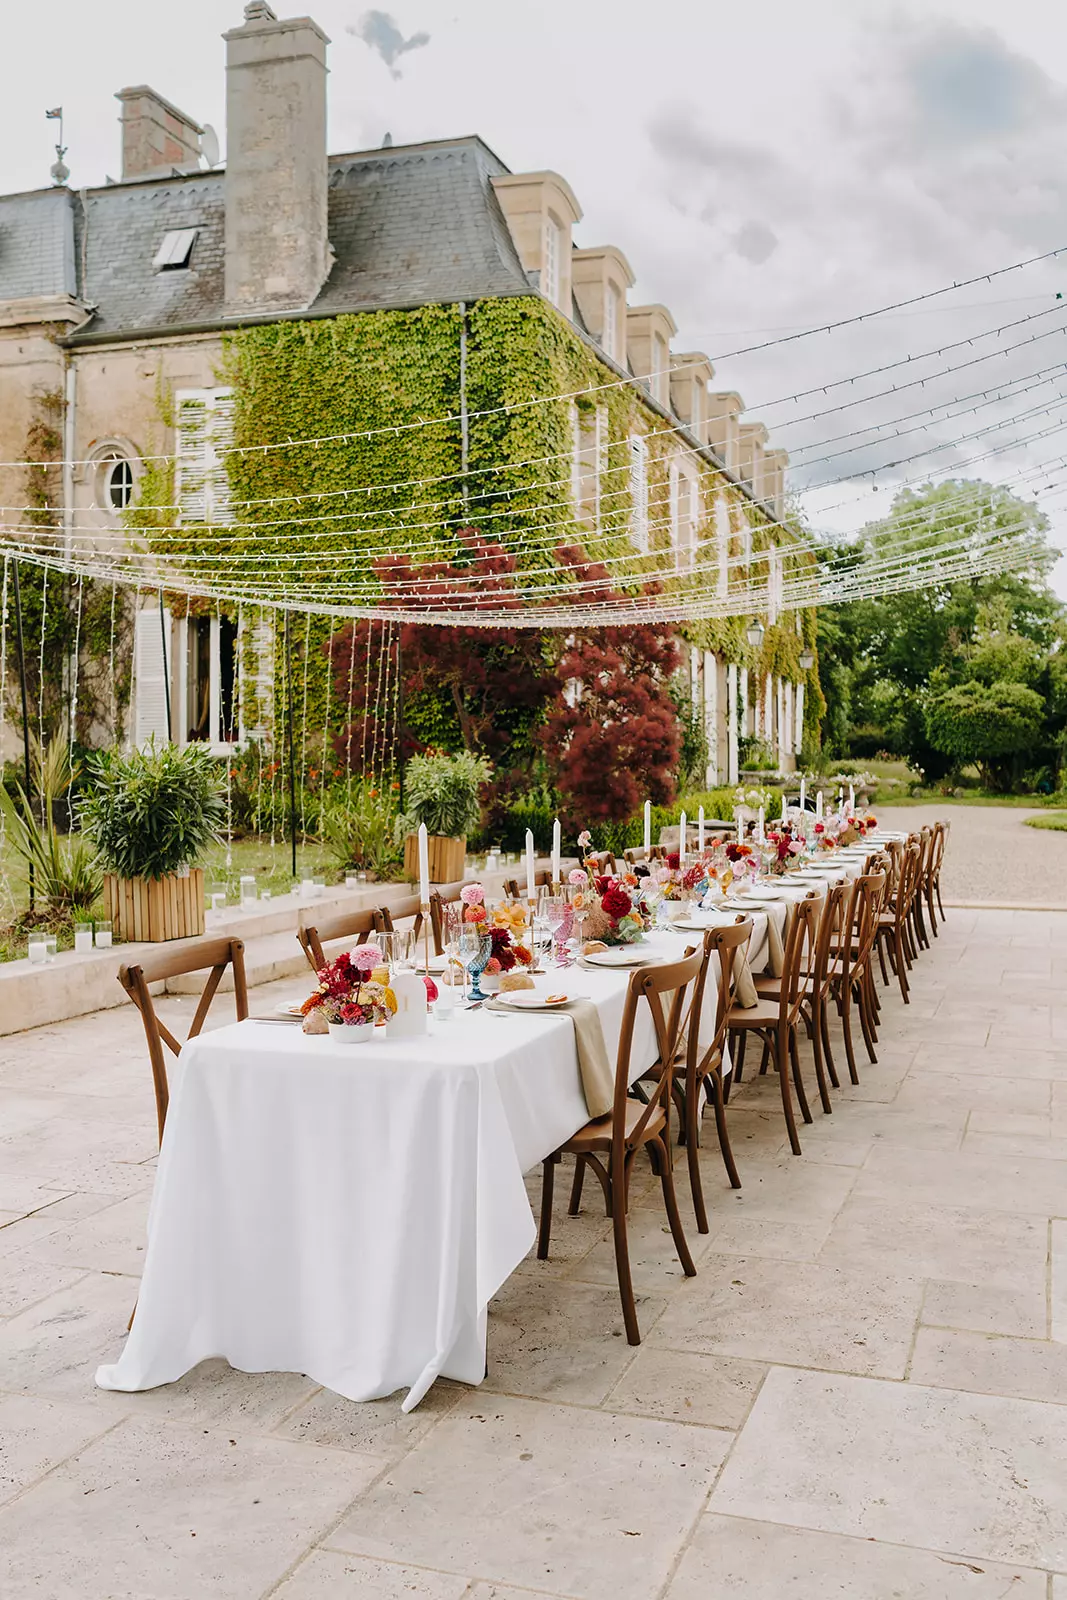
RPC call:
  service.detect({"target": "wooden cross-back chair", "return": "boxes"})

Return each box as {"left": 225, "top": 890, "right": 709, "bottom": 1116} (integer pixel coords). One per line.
{"left": 926, "top": 820, "right": 948, "bottom": 931}
{"left": 755, "top": 881, "right": 848, "bottom": 1116}
{"left": 297, "top": 908, "right": 380, "bottom": 974}
{"left": 118, "top": 936, "right": 249, "bottom": 1147}
{"left": 503, "top": 869, "right": 554, "bottom": 900}
{"left": 375, "top": 893, "right": 427, "bottom": 950}
{"left": 537, "top": 948, "right": 702, "bottom": 1344}
{"left": 429, "top": 881, "right": 467, "bottom": 954}
{"left": 876, "top": 843, "right": 921, "bottom": 1002}
{"left": 587, "top": 850, "right": 618, "bottom": 876}
{"left": 725, "top": 895, "right": 820, "bottom": 1156}
{"left": 833, "top": 870, "right": 887, "bottom": 1081}
{"left": 672, "top": 919, "right": 752, "bottom": 1232}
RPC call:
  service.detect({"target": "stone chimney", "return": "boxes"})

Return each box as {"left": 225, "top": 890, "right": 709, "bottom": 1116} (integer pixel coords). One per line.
{"left": 115, "top": 87, "right": 203, "bottom": 180}
{"left": 223, "top": 3, "right": 332, "bottom": 316}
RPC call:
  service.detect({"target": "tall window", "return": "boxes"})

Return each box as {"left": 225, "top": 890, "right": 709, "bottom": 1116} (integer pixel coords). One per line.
{"left": 176, "top": 388, "right": 235, "bottom": 524}
{"left": 574, "top": 406, "right": 608, "bottom": 530}
{"left": 542, "top": 216, "right": 561, "bottom": 307}
{"left": 629, "top": 435, "right": 649, "bottom": 552}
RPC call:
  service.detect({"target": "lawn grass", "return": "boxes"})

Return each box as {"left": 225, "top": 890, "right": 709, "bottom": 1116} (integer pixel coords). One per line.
{"left": 1024, "top": 812, "right": 1067, "bottom": 831}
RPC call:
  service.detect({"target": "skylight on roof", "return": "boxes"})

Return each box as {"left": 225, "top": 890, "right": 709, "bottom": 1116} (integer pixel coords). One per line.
{"left": 153, "top": 228, "right": 198, "bottom": 271}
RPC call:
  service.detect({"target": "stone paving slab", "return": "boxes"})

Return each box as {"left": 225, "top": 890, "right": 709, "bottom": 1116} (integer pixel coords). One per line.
{"left": 0, "top": 904, "right": 1065, "bottom": 1596}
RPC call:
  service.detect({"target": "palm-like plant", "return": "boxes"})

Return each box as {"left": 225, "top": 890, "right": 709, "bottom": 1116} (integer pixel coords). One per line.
{"left": 78, "top": 740, "right": 226, "bottom": 880}
{"left": 396, "top": 750, "right": 491, "bottom": 839}
{"left": 0, "top": 731, "right": 103, "bottom": 912}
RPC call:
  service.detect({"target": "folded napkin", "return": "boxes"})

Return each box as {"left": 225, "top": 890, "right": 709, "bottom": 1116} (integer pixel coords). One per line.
{"left": 485, "top": 995, "right": 614, "bottom": 1118}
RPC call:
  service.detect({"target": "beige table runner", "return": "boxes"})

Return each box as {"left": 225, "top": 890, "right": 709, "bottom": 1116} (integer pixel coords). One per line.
{"left": 486, "top": 995, "right": 614, "bottom": 1118}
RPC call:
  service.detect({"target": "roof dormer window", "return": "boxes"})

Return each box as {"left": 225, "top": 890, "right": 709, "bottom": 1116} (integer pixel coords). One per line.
{"left": 153, "top": 227, "right": 198, "bottom": 271}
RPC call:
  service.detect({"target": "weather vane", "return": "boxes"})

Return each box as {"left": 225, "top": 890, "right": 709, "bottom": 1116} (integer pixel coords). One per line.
{"left": 46, "top": 107, "right": 68, "bottom": 186}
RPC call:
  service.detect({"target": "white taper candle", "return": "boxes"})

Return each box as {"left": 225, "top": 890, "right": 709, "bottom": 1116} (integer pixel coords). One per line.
{"left": 417, "top": 822, "right": 430, "bottom": 906}
{"left": 525, "top": 829, "right": 536, "bottom": 901}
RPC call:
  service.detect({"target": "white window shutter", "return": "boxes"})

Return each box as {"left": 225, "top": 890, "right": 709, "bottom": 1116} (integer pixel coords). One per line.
{"left": 176, "top": 393, "right": 208, "bottom": 524}
{"left": 134, "top": 606, "right": 171, "bottom": 745}
{"left": 209, "top": 389, "right": 236, "bottom": 523}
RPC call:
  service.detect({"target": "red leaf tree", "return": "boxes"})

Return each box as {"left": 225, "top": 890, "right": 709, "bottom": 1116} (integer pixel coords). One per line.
{"left": 327, "top": 534, "right": 560, "bottom": 779}
{"left": 537, "top": 546, "right": 682, "bottom": 826}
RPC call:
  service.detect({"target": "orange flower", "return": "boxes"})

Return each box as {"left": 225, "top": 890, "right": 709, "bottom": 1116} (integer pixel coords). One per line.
{"left": 493, "top": 903, "right": 528, "bottom": 934}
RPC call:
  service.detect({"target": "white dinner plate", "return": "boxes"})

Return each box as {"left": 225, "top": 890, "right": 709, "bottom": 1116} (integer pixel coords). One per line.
{"left": 276, "top": 1001, "right": 307, "bottom": 1017}
{"left": 497, "top": 990, "right": 571, "bottom": 1009}
{"left": 583, "top": 947, "right": 652, "bottom": 968}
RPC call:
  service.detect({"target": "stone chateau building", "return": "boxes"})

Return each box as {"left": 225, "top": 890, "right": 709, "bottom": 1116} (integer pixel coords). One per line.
{"left": 0, "top": 2, "right": 812, "bottom": 782}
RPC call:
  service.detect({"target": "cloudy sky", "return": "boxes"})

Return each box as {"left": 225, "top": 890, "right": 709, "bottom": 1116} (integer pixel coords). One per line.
{"left": 6, "top": 0, "right": 1067, "bottom": 596}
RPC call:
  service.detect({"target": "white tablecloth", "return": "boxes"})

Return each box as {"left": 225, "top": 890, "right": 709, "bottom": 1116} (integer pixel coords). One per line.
{"left": 95, "top": 930, "right": 721, "bottom": 1412}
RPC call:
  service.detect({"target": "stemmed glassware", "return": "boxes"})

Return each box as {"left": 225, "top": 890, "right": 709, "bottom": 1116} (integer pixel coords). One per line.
{"left": 458, "top": 926, "right": 494, "bottom": 1001}
{"left": 537, "top": 889, "right": 568, "bottom": 966}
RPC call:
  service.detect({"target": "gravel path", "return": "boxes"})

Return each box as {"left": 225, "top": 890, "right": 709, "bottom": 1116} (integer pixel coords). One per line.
{"left": 875, "top": 802, "right": 1067, "bottom": 908}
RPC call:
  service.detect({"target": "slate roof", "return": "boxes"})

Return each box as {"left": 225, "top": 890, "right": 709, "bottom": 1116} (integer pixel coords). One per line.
{"left": 2, "top": 136, "right": 525, "bottom": 343}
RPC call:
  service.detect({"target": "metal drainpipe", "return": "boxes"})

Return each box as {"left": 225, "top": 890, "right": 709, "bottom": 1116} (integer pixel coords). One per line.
{"left": 458, "top": 301, "right": 469, "bottom": 517}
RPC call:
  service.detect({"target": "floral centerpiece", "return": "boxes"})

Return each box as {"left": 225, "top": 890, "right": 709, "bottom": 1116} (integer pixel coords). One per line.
{"left": 568, "top": 863, "right": 647, "bottom": 945}
{"left": 301, "top": 944, "right": 397, "bottom": 1034}
{"left": 763, "top": 825, "right": 806, "bottom": 875}
{"left": 459, "top": 883, "right": 535, "bottom": 979}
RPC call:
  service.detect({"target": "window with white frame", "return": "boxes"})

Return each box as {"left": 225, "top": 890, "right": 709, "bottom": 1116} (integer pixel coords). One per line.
{"left": 569, "top": 401, "right": 582, "bottom": 516}
{"left": 741, "top": 517, "right": 753, "bottom": 568}
{"left": 542, "top": 216, "right": 562, "bottom": 307}
{"left": 176, "top": 388, "right": 235, "bottom": 524}
{"left": 629, "top": 435, "right": 649, "bottom": 552}
{"left": 178, "top": 610, "right": 239, "bottom": 750}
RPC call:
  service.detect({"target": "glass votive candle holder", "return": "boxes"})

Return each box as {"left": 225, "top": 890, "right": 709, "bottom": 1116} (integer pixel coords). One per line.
{"left": 94, "top": 921, "right": 112, "bottom": 948}
{"left": 300, "top": 877, "right": 314, "bottom": 898}
{"left": 313, "top": 875, "right": 326, "bottom": 897}
{"left": 260, "top": 888, "right": 272, "bottom": 901}
{"left": 239, "top": 874, "right": 257, "bottom": 907}
{"left": 27, "top": 937, "right": 47, "bottom": 964}
{"left": 74, "top": 922, "right": 94, "bottom": 953}
{"left": 345, "top": 875, "right": 359, "bottom": 889}
{"left": 45, "top": 935, "right": 58, "bottom": 962}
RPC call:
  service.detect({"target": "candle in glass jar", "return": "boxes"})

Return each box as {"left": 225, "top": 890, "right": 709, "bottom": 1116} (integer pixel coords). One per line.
{"left": 74, "top": 924, "right": 93, "bottom": 953}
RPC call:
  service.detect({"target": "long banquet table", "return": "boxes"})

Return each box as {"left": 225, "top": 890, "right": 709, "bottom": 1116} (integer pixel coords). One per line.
{"left": 95, "top": 839, "right": 901, "bottom": 1413}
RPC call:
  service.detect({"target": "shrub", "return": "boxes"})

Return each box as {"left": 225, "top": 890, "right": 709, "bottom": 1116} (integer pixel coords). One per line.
{"left": 321, "top": 782, "right": 401, "bottom": 876}
{"left": 925, "top": 680, "right": 1045, "bottom": 791}
{"left": 0, "top": 734, "right": 103, "bottom": 912}
{"left": 397, "top": 750, "right": 491, "bottom": 839}
{"left": 79, "top": 740, "right": 226, "bottom": 879}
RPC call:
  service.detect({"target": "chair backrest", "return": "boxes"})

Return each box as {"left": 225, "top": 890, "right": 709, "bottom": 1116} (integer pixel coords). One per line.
{"left": 297, "top": 907, "right": 379, "bottom": 973}
{"left": 118, "top": 936, "right": 248, "bottom": 1145}
{"left": 929, "top": 820, "right": 947, "bottom": 879}
{"left": 691, "top": 919, "right": 752, "bottom": 1081}
{"left": 778, "top": 897, "right": 818, "bottom": 1024}
{"left": 895, "top": 843, "right": 922, "bottom": 924}
{"left": 811, "top": 880, "right": 847, "bottom": 993}
{"left": 589, "top": 850, "right": 617, "bottom": 876}
{"left": 376, "top": 892, "right": 426, "bottom": 950}
{"left": 429, "top": 881, "right": 467, "bottom": 954}
{"left": 610, "top": 948, "right": 703, "bottom": 1158}
{"left": 851, "top": 871, "right": 887, "bottom": 975}
{"left": 503, "top": 869, "right": 553, "bottom": 900}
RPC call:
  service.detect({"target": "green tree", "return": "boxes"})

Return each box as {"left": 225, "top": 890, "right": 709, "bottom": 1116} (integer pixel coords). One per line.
{"left": 924, "top": 679, "right": 1046, "bottom": 791}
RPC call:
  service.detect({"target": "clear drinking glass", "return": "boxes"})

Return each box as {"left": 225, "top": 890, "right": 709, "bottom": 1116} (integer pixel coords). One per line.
{"left": 379, "top": 929, "right": 415, "bottom": 972}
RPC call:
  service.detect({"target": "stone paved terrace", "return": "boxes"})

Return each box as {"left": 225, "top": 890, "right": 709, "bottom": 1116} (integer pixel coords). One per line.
{"left": 1, "top": 904, "right": 1067, "bottom": 1598}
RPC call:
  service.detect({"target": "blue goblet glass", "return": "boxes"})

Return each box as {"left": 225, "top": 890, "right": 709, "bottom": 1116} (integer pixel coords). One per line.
{"left": 460, "top": 929, "right": 494, "bottom": 1001}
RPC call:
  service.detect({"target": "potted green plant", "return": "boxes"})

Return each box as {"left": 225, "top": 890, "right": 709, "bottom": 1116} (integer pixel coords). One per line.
{"left": 79, "top": 740, "right": 226, "bottom": 942}
{"left": 396, "top": 750, "right": 491, "bottom": 884}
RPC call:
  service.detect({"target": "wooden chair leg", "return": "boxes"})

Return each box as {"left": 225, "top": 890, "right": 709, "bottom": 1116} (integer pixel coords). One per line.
{"left": 839, "top": 986, "right": 860, "bottom": 1084}
{"left": 685, "top": 1082, "right": 710, "bottom": 1234}
{"left": 808, "top": 997, "right": 833, "bottom": 1115}
{"left": 568, "top": 1154, "right": 586, "bottom": 1216}
{"left": 656, "top": 1134, "right": 697, "bottom": 1278}
{"left": 776, "top": 1024, "right": 802, "bottom": 1155}
{"left": 711, "top": 1066, "right": 742, "bottom": 1189}
{"left": 935, "top": 879, "right": 946, "bottom": 922}
{"left": 820, "top": 994, "right": 840, "bottom": 1089}
{"left": 788, "top": 1025, "right": 814, "bottom": 1125}
{"left": 893, "top": 929, "right": 910, "bottom": 1001}
{"left": 857, "top": 979, "right": 878, "bottom": 1063}
{"left": 926, "top": 885, "right": 939, "bottom": 937}
{"left": 538, "top": 1155, "right": 557, "bottom": 1259}
{"left": 877, "top": 934, "right": 891, "bottom": 987}
{"left": 611, "top": 1172, "right": 641, "bottom": 1345}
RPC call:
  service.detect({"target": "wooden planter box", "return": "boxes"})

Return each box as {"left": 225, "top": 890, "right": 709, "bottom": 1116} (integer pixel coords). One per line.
{"left": 104, "top": 869, "right": 205, "bottom": 943}
{"left": 402, "top": 833, "right": 466, "bottom": 886}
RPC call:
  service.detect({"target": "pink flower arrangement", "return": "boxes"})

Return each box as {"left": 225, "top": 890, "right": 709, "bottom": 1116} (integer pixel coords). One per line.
{"left": 460, "top": 884, "right": 484, "bottom": 906}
